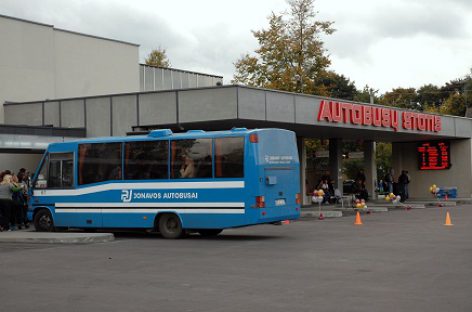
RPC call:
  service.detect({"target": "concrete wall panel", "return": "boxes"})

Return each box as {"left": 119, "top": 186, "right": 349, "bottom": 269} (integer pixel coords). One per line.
{"left": 61, "top": 100, "right": 84, "bottom": 128}
{"left": 392, "top": 139, "right": 472, "bottom": 198}
{"left": 144, "top": 66, "right": 154, "bottom": 91}
{"left": 188, "top": 74, "right": 197, "bottom": 88}
{"left": 179, "top": 88, "right": 237, "bottom": 123}
{"left": 163, "top": 69, "right": 172, "bottom": 90}
{"left": 54, "top": 30, "right": 139, "bottom": 98}
{"left": 172, "top": 71, "right": 181, "bottom": 89}
{"left": 139, "top": 92, "right": 177, "bottom": 126}
{"left": 266, "top": 92, "right": 294, "bottom": 123}
{"left": 295, "top": 96, "right": 317, "bottom": 124}
{"left": 44, "top": 101, "right": 60, "bottom": 127}
{"left": 86, "top": 97, "right": 111, "bottom": 137}
{"left": 0, "top": 17, "right": 55, "bottom": 122}
{"left": 238, "top": 88, "right": 265, "bottom": 120}
{"left": 155, "top": 68, "right": 164, "bottom": 91}
{"left": 454, "top": 118, "right": 472, "bottom": 137}
{"left": 112, "top": 95, "right": 137, "bottom": 136}
{"left": 4, "top": 103, "right": 43, "bottom": 126}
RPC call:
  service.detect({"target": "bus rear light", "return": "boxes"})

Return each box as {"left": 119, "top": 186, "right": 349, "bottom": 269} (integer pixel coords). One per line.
{"left": 249, "top": 133, "right": 258, "bottom": 143}
{"left": 295, "top": 193, "right": 301, "bottom": 204}
{"left": 256, "top": 196, "right": 265, "bottom": 208}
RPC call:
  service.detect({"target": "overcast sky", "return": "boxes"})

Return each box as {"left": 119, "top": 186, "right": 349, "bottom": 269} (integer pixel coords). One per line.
{"left": 1, "top": 0, "right": 472, "bottom": 92}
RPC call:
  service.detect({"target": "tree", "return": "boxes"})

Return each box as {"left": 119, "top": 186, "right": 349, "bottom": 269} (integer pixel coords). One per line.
{"left": 314, "top": 71, "right": 357, "bottom": 100}
{"left": 440, "top": 92, "right": 466, "bottom": 116}
{"left": 379, "top": 87, "right": 419, "bottom": 110}
{"left": 354, "top": 85, "right": 379, "bottom": 104}
{"left": 417, "top": 84, "right": 443, "bottom": 108}
{"left": 145, "top": 48, "right": 170, "bottom": 67}
{"left": 233, "top": 0, "right": 335, "bottom": 95}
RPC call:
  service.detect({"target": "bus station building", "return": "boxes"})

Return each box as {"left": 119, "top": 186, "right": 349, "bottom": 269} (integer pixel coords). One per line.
{"left": 1, "top": 13, "right": 471, "bottom": 203}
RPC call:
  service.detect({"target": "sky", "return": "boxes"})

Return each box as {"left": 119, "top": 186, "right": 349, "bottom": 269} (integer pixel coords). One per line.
{"left": 1, "top": 0, "right": 472, "bottom": 93}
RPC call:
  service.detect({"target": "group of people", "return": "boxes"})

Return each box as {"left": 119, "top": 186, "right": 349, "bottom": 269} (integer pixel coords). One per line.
{"left": 312, "top": 170, "right": 369, "bottom": 204}
{"left": 0, "top": 168, "right": 31, "bottom": 231}
{"left": 381, "top": 169, "right": 410, "bottom": 202}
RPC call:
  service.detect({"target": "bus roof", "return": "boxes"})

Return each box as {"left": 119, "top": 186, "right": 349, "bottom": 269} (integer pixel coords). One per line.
{"left": 47, "top": 128, "right": 293, "bottom": 148}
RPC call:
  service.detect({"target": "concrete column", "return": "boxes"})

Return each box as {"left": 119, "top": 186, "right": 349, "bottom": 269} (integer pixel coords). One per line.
{"left": 364, "top": 141, "right": 377, "bottom": 200}
{"left": 297, "top": 137, "right": 308, "bottom": 205}
{"left": 329, "top": 138, "right": 343, "bottom": 192}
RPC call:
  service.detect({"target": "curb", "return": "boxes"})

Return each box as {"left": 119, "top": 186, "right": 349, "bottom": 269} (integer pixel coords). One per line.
{"left": 0, "top": 232, "right": 115, "bottom": 244}
{"left": 301, "top": 211, "right": 343, "bottom": 218}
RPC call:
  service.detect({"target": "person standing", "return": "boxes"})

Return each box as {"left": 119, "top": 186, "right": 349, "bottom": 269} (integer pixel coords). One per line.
{"left": 0, "top": 174, "right": 22, "bottom": 230}
{"left": 398, "top": 170, "right": 410, "bottom": 202}
{"left": 384, "top": 169, "right": 394, "bottom": 194}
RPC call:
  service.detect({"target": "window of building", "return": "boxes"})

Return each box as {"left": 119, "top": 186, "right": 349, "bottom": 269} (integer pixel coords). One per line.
{"left": 171, "top": 139, "right": 212, "bottom": 179}
{"left": 124, "top": 140, "right": 169, "bottom": 180}
{"left": 48, "top": 153, "right": 74, "bottom": 188}
{"left": 79, "top": 143, "right": 122, "bottom": 185}
{"left": 215, "top": 137, "right": 244, "bottom": 178}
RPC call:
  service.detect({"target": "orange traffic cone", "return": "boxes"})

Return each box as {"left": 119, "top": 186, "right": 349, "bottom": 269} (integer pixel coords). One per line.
{"left": 354, "top": 211, "right": 363, "bottom": 225}
{"left": 444, "top": 210, "right": 453, "bottom": 226}
{"left": 281, "top": 220, "right": 290, "bottom": 225}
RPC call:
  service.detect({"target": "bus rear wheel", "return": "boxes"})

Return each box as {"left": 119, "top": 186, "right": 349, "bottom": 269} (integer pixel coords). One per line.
{"left": 34, "top": 209, "right": 55, "bottom": 232}
{"left": 198, "top": 229, "right": 223, "bottom": 237}
{"left": 158, "top": 214, "right": 184, "bottom": 239}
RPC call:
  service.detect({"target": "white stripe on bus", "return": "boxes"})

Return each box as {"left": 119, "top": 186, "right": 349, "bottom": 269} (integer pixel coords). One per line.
{"left": 55, "top": 202, "right": 245, "bottom": 208}
{"left": 55, "top": 208, "right": 245, "bottom": 214}
{"left": 33, "top": 181, "right": 245, "bottom": 197}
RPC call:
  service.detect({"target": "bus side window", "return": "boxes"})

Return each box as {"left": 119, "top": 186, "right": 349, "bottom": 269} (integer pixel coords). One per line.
{"left": 171, "top": 139, "right": 212, "bottom": 179}
{"left": 78, "top": 143, "right": 122, "bottom": 185}
{"left": 215, "top": 137, "right": 244, "bottom": 178}
{"left": 124, "top": 140, "right": 169, "bottom": 180}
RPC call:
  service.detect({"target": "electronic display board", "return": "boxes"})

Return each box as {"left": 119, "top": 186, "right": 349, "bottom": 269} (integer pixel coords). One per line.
{"left": 417, "top": 141, "right": 450, "bottom": 170}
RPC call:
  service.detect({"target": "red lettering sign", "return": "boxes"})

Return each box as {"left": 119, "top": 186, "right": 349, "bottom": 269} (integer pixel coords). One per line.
{"left": 317, "top": 100, "right": 442, "bottom": 133}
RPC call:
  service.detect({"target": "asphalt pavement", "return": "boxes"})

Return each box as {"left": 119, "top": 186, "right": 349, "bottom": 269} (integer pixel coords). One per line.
{"left": 1, "top": 205, "right": 471, "bottom": 312}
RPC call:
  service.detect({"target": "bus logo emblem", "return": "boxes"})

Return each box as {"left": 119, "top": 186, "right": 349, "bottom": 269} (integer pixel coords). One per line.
{"left": 121, "top": 190, "right": 133, "bottom": 203}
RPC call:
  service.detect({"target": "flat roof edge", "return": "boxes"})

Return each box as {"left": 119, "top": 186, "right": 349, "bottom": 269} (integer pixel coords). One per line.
{"left": 140, "top": 64, "right": 223, "bottom": 79}
{"left": 0, "top": 13, "right": 53, "bottom": 28}
{"left": 54, "top": 28, "right": 140, "bottom": 47}
{"left": 0, "top": 124, "right": 86, "bottom": 137}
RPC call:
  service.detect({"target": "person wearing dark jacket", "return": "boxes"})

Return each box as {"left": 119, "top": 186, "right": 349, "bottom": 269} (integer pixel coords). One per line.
{"left": 398, "top": 170, "right": 410, "bottom": 202}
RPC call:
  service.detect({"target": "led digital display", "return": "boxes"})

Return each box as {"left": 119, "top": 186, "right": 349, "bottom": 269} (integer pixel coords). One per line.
{"left": 417, "top": 141, "right": 450, "bottom": 170}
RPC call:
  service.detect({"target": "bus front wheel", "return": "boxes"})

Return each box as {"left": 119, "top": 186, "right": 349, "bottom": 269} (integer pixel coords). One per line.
{"left": 198, "top": 229, "right": 223, "bottom": 237}
{"left": 158, "top": 214, "right": 184, "bottom": 239}
{"left": 34, "top": 209, "right": 55, "bottom": 232}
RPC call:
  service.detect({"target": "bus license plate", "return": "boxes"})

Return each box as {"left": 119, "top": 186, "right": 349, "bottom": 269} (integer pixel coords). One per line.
{"left": 275, "top": 199, "right": 286, "bottom": 206}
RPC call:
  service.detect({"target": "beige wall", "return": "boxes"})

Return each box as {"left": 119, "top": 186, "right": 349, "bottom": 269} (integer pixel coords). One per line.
{"left": 0, "top": 153, "right": 42, "bottom": 173}
{"left": 392, "top": 139, "right": 472, "bottom": 198}
{"left": 0, "top": 17, "right": 55, "bottom": 122}
{"left": 54, "top": 30, "right": 139, "bottom": 98}
{"left": 0, "top": 15, "right": 139, "bottom": 123}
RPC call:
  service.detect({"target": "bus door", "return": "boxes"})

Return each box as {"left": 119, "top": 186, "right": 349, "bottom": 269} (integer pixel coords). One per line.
{"left": 45, "top": 152, "right": 102, "bottom": 228}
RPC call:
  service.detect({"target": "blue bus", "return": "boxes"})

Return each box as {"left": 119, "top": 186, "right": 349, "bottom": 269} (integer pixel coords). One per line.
{"left": 28, "top": 128, "right": 300, "bottom": 238}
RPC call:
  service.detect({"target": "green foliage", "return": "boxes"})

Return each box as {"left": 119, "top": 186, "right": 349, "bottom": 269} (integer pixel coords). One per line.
{"left": 233, "top": 0, "right": 335, "bottom": 95}
{"left": 440, "top": 92, "right": 466, "bottom": 116}
{"left": 343, "top": 159, "right": 363, "bottom": 180}
{"left": 354, "top": 85, "right": 379, "bottom": 103}
{"left": 379, "top": 87, "right": 419, "bottom": 109}
{"left": 417, "top": 84, "right": 442, "bottom": 108}
{"left": 145, "top": 48, "right": 170, "bottom": 68}
{"left": 314, "top": 71, "right": 358, "bottom": 100}
{"left": 376, "top": 142, "right": 392, "bottom": 181}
